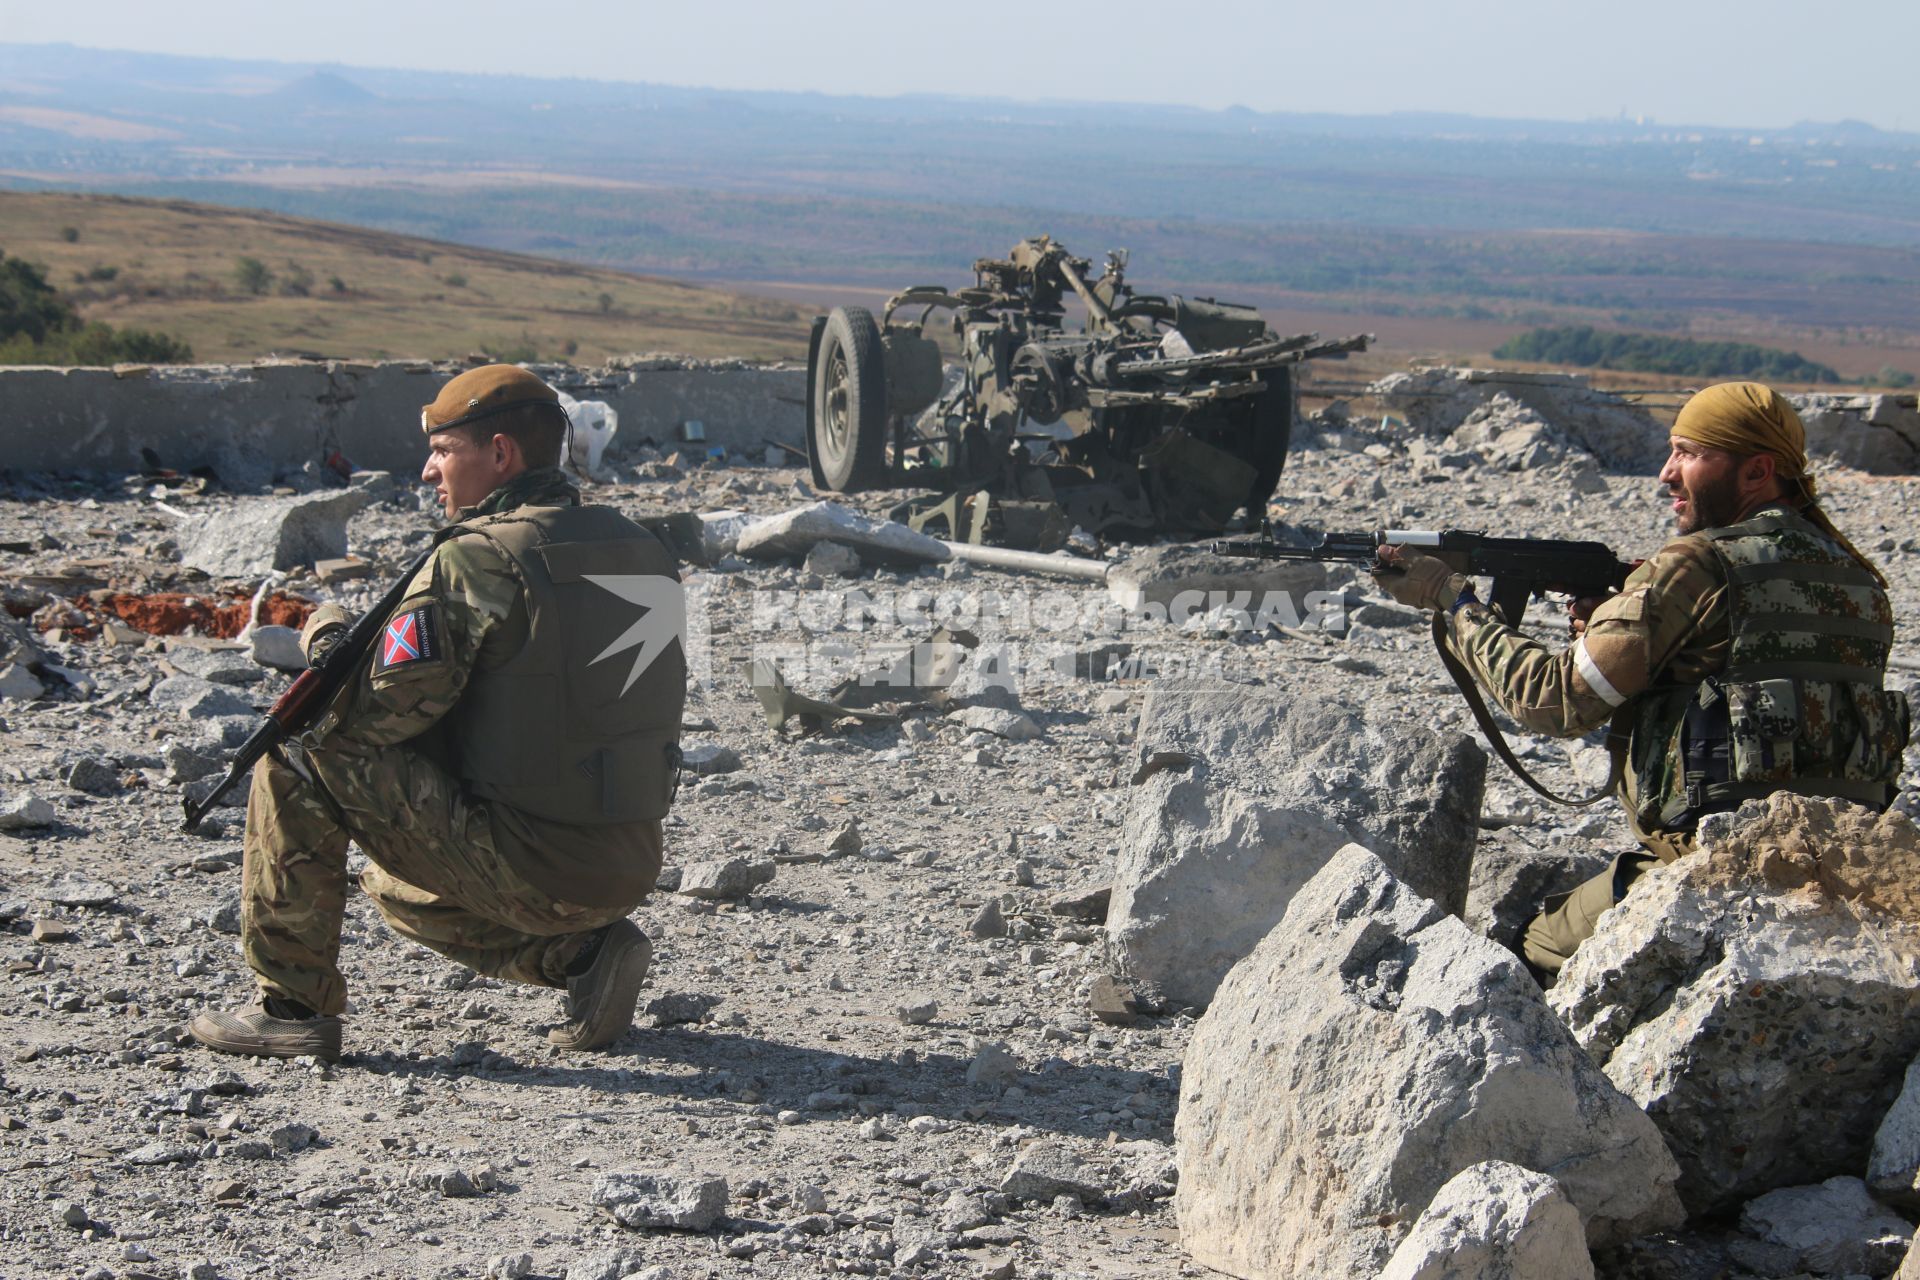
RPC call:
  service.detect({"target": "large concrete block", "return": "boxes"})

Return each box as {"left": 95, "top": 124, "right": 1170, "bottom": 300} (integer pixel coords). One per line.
{"left": 1550, "top": 794, "right": 1920, "bottom": 1215}
{"left": 1104, "top": 544, "right": 1330, "bottom": 618}
{"left": 1175, "top": 844, "right": 1681, "bottom": 1279}
{"left": 1107, "top": 683, "right": 1483, "bottom": 1009}
{"left": 1737, "top": 1176, "right": 1913, "bottom": 1278}
{"left": 179, "top": 489, "right": 372, "bottom": 578}
{"left": 1378, "top": 1161, "right": 1594, "bottom": 1280}
{"left": 1370, "top": 366, "right": 1666, "bottom": 471}
{"left": 1792, "top": 392, "right": 1920, "bottom": 474}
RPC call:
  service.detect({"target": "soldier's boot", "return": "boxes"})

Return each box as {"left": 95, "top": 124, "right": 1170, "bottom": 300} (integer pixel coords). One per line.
{"left": 548, "top": 919, "right": 651, "bottom": 1052}
{"left": 189, "top": 999, "right": 342, "bottom": 1063}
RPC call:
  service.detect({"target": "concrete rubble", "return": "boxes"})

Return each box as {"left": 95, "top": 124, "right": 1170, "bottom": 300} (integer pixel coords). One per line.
{"left": 674, "top": 856, "right": 776, "bottom": 901}
{"left": 1435, "top": 393, "right": 1611, "bottom": 494}
{"left": 590, "top": 1171, "right": 730, "bottom": 1230}
{"left": 1874, "top": 1061, "right": 1920, "bottom": 1211}
{"left": 0, "top": 661, "right": 45, "bottom": 701}
{"left": 1376, "top": 1161, "right": 1595, "bottom": 1280}
{"left": 0, "top": 791, "right": 57, "bottom": 829}
{"left": 1735, "top": 1176, "right": 1914, "bottom": 1278}
{"left": 1464, "top": 826, "right": 1612, "bottom": 951}
{"left": 1176, "top": 844, "right": 1682, "bottom": 1279}
{"left": 1794, "top": 392, "right": 1920, "bottom": 474}
{"left": 179, "top": 488, "right": 373, "bottom": 577}
{"left": 1369, "top": 366, "right": 1666, "bottom": 470}
{"left": 1106, "top": 682, "right": 1485, "bottom": 1009}
{"left": 247, "top": 624, "right": 307, "bottom": 672}
{"left": 1, "top": 359, "right": 1917, "bottom": 1277}
{"left": 1103, "top": 545, "right": 1328, "bottom": 614}
{"left": 1550, "top": 794, "right": 1920, "bottom": 1214}
{"left": 1370, "top": 365, "right": 1920, "bottom": 478}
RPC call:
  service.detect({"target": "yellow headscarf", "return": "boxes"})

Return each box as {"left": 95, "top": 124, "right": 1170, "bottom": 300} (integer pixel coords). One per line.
{"left": 1671, "top": 381, "right": 1885, "bottom": 586}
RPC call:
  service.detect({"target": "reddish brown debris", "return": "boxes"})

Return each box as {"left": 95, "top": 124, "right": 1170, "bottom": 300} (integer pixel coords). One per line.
{"left": 80, "top": 591, "right": 316, "bottom": 639}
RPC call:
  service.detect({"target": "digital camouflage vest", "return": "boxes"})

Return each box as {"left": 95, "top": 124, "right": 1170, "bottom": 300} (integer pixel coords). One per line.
{"left": 440, "top": 504, "right": 686, "bottom": 824}
{"left": 1629, "top": 505, "right": 1907, "bottom": 830}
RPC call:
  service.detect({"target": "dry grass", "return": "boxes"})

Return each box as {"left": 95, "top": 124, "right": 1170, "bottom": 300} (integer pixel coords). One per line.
{"left": 0, "top": 191, "right": 814, "bottom": 363}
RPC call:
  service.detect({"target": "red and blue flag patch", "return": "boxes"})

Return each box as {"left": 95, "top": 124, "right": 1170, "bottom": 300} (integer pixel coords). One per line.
{"left": 375, "top": 605, "right": 442, "bottom": 673}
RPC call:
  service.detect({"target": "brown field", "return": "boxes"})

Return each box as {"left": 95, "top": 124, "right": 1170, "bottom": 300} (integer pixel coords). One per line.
{"left": 0, "top": 191, "right": 814, "bottom": 364}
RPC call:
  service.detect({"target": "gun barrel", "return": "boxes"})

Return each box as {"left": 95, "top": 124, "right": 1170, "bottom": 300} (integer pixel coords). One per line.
{"left": 1210, "top": 539, "right": 1376, "bottom": 563}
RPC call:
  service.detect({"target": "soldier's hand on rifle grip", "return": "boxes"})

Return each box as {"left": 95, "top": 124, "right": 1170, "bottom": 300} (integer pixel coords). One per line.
{"left": 1567, "top": 596, "right": 1605, "bottom": 639}
{"left": 1373, "top": 545, "right": 1471, "bottom": 614}
{"left": 299, "top": 603, "right": 353, "bottom": 664}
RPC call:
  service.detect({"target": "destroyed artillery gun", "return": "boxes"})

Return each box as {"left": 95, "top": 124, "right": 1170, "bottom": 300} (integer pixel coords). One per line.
{"left": 804, "top": 236, "right": 1370, "bottom": 546}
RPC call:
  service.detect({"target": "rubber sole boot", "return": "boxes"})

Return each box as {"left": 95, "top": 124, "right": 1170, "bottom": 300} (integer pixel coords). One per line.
{"left": 189, "top": 1004, "right": 342, "bottom": 1062}
{"left": 548, "top": 920, "right": 651, "bottom": 1051}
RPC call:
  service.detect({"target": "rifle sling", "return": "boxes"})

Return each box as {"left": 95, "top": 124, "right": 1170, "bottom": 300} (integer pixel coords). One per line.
{"left": 1429, "top": 613, "right": 1622, "bottom": 808}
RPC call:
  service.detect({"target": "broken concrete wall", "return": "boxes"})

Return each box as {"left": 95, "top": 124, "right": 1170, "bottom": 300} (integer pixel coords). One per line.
{"left": 1369, "top": 367, "right": 1665, "bottom": 471}
{"left": 1368, "top": 365, "right": 1920, "bottom": 477}
{"left": 1791, "top": 393, "right": 1920, "bottom": 474}
{"left": 0, "top": 357, "right": 805, "bottom": 482}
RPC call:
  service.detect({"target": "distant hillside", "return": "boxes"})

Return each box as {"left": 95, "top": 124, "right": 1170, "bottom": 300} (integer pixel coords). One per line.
{"left": 0, "top": 191, "right": 812, "bottom": 363}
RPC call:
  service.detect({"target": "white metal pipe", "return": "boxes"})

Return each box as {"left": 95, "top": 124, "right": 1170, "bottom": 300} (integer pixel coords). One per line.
{"left": 939, "top": 541, "right": 1111, "bottom": 582}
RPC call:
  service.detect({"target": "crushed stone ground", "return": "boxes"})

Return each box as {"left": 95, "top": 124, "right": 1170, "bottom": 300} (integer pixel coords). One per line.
{"left": 2, "top": 421, "right": 1917, "bottom": 1280}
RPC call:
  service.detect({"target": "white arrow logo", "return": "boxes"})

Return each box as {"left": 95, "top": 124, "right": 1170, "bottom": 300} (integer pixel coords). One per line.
{"left": 583, "top": 575, "right": 687, "bottom": 695}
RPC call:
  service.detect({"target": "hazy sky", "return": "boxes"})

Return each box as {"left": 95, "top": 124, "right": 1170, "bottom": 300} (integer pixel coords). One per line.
{"left": 9, "top": 0, "right": 1915, "bottom": 132}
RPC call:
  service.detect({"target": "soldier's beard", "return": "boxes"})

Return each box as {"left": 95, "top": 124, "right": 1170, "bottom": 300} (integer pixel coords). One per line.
{"left": 1673, "top": 469, "right": 1746, "bottom": 534}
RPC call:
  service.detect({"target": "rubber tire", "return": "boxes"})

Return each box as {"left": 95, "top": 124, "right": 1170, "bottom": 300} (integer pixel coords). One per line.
{"left": 811, "top": 306, "right": 890, "bottom": 492}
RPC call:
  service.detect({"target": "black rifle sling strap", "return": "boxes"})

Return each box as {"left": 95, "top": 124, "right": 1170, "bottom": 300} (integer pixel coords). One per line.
{"left": 1429, "top": 614, "right": 1623, "bottom": 808}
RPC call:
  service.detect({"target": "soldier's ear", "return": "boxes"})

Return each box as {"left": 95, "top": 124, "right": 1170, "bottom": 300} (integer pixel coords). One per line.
{"left": 488, "top": 432, "right": 519, "bottom": 472}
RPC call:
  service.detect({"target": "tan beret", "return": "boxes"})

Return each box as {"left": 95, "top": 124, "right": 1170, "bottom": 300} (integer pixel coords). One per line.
{"left": 421, "top": 364, "right": 561, "bottom": 434}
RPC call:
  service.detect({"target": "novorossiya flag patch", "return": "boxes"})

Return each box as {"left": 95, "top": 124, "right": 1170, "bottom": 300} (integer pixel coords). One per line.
{"left": 375, "top": 605, "right": 443, "bottom": 673}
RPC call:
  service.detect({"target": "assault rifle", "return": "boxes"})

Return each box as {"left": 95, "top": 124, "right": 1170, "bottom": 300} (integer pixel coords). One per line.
{"left": 1212, "top": 527, "right": 1633, "bottom": 627}
{"left": 181, "top": 545, "right": 439, "bottom": 831}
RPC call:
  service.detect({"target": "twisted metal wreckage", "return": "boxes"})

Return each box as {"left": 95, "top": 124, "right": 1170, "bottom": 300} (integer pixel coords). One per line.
{"left": 804, "top": 236, "right": 1371, "bottom": 548}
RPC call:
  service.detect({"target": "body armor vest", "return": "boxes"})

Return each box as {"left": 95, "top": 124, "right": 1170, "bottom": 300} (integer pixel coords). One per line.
{"left": 440, "top": 504, "right": 686, "bottom": 824}
{"left": 1628, "top": 505, "right": 1907, "bottom": 831}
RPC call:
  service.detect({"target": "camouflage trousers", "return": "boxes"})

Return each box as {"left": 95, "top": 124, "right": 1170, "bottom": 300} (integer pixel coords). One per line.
{"left": 1520, "top": 826, "right": 1696, "bottom": 975}
{"left": 1520, "top": 851, "right": 1661, "bottom": 976}
{"left": 241, "top": 737, "right": 635, "bottom": 1017}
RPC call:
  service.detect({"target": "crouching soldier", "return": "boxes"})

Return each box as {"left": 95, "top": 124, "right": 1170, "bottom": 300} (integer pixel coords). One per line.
{"left": 191, "top": 365, "right": 686, "bottom": 1060}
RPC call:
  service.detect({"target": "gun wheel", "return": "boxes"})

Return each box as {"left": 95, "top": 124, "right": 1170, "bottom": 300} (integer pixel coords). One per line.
{"left": 812, "top": 306, "right": 890, "bottom": 491}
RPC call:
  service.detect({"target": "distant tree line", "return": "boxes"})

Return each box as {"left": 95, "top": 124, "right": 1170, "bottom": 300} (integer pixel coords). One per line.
{"left": 0, "top": 248, "right": 193, "bottom": 365}
{"left": 1494, "top": 325, "right": 1841, "bottom": 384}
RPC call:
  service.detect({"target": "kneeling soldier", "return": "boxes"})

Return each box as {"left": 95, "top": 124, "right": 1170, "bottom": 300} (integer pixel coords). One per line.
{"left": 192, "top": 365, "right": 686, "bottom": 1060}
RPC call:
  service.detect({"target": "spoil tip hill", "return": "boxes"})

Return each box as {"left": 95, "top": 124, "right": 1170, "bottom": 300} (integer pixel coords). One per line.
{"left": 0, "top": 191, "right": 813, "bottom": 365}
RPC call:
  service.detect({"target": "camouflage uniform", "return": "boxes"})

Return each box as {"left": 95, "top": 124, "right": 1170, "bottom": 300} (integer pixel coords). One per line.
{"left": 242, "top": 468, "right": 661, "bottom": 1017}
{"left": 1442, "top": 502, "right": 1902, "bottom": 972}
